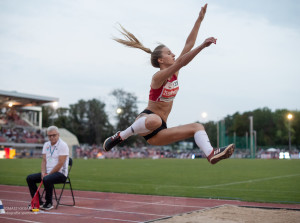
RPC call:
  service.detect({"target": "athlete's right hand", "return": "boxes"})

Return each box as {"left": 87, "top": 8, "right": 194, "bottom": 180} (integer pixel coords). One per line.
{"left": 202, "top": 37, "right": 217, "bottom": 47}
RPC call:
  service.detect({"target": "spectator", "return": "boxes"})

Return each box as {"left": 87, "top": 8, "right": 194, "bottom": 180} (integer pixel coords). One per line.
{"left": 26, "top": 126, "right": 69, "bottom": 210}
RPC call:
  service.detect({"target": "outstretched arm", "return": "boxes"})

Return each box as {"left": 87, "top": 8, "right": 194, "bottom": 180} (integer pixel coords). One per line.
{"left": 152, "top": 37, "right": 216, "bottom": 88}
{"left": 178, "top": 4, "right": 207, "bottom": 58}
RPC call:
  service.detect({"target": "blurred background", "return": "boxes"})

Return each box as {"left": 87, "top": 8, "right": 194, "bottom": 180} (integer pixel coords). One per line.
{"left": 0, "top": 0, "right": 299, "bottom": 160}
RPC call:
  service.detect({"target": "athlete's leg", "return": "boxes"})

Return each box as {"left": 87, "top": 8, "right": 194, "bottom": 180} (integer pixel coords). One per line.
{"left": 103, "top": 114, "right": 162, "bottom": 151}
{"left": 147, "top": 123, "right": 205, "bottom": 146}
{"left": 147, "top": 123, "right": 234, "bottom": 164}
{"left": 120, "top": 114, "right": 162, "bottom": 140}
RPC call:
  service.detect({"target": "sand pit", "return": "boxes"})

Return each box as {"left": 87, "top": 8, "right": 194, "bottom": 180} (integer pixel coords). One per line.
{"left": 156, "top": 205, "right": 300, "bottom": 223}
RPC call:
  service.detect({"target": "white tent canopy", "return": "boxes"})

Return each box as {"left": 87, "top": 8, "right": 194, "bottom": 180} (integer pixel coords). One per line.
{"left": 58, "top": 128, "right": 79, "bottom": 157}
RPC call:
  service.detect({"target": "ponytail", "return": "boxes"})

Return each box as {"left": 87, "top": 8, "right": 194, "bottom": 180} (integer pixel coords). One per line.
{"left": 113, "top": 24, "right": 165, "bottom": 68}
{"left": 113, "top": 24, "right": 152, "bottom": 54}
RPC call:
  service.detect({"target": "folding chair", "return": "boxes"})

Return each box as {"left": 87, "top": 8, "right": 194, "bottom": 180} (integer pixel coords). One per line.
{"left": 42, "top": 157, "right": 75, "bottom": 209}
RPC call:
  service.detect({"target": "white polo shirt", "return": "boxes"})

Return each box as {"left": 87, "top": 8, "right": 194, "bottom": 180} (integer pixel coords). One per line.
{"left": 42, "top": 138, "right": 69, "bottom": 177}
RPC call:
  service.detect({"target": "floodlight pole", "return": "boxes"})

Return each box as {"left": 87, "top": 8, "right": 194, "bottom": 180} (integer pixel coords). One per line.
{"left": 221, "top": 119, "right": 225, "bottom": 147}
{"left": 233, "top": 132, "right": 236, "bottom": 147}
{"left": 245, "top": 132, "right": 248, "bottom": 149}
{"left": 288, "top": 119, "right": 291, "bottom": 151}
{"left": 253, "top": 130, "right": 257, "bottom": 158}
{"left": 217, "top": 121, "right": 219, "bottom": 148}
{"left": 39, "top": 111, "right": 42, "bottom": 128}
{"left": 249, "top": 116, "right": 254, "bottom": 159}
{"left": 287, "top": 113, "right": 293, "bottom": 151}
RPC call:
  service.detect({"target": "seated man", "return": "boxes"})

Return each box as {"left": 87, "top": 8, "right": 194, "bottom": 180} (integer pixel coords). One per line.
{"left": 26, "top": 126, "right": 69, "bottom": 210}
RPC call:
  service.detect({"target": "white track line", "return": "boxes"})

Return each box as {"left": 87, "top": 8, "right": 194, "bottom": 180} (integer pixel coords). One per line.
{"left": 42, "top": 212, "right": 144, "bottom": 223}
{"left": 74, "top": 196, "right": 205, "bottom": 208}
{"left": 93, "top": 216, "right": 142, "bottom": 223}
{"left": 0, "top": 191, "right": 206, "bottom": 208}
{"left": 38, "top": 211, "right": 81, "bottom": 216}
{"left": 0, "top": 210, "right": 144, "bottom": 223}
{"left": 0, "top": 198, "right": 169, "bottom": 217}
{"left": 0, "top": 191, "right": 27, "bottom": 194}
{"left": 0, "top": 199, "right": 28, "bottom": 203}
{"left": 151, "top": 173, "right": 300, "bottom": 190}
{"left": 72, "top": 205, "right": 169, "bottom": 217}
{"left": 196, "top": 173, "right": 300, "bottom": 189}
{"left": 0, "top": 216, "right": 42, "bottom": 223}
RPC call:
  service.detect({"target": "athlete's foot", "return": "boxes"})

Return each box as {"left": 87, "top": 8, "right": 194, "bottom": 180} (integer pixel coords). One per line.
{"left": 103, "top": 131, "right": 123, "bottom": 152}
{"left": 207, "top": 144, "right": 235, "bottom": 164}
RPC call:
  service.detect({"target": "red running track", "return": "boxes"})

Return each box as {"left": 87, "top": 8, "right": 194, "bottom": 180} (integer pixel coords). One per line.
{"left": 0, "top": 185, "right": 299, "bottom": 223}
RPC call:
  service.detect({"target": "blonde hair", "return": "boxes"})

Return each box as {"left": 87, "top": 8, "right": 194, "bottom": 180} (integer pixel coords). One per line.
{"left": 113, "top": 24, "right": 165, "bottom": 68}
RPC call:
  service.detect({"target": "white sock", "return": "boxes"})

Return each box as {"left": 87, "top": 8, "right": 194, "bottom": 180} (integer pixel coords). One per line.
{"left": 120, "top": 117, "right": 149, "bottom": 140}
{"left": 194, "top": 130, "right": 213, "bottom": 156}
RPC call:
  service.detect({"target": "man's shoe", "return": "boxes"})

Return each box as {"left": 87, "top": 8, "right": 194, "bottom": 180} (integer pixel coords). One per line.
{"left": 40, "top": 202, "right": 53, "bottom": 210}
{"left": 103, "top": 131, "right": 123, "bottom": 152}
{"left": 207, "top": 144, "right": 235, "bottom": 164}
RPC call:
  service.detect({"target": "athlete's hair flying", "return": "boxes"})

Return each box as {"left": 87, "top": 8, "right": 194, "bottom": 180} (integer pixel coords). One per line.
{"left": 113, "top": 24, "right": 165, "bottom": 68}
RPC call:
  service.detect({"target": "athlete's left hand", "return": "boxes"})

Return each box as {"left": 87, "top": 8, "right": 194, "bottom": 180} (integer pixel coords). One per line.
{"left": 199, "top": 4, "right": 207, "bottom": 21}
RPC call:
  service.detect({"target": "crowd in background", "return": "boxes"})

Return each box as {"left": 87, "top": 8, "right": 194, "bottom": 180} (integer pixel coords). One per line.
{"left": 74, "top": 145, "right": 205, "bottom": 160}
{"left": 0, "top": 126, "right": 46, "bottom": 144}
{"left": 72, "top": 145, "right": 299, "bottom": 160}
{"left": 4, "top": 142, "right": 300, "bottom": 160}
{"left": 1, "top": 108, "right": 299, "bottom": 160}
{"left": 0, "top": 109, "right": 46, "bottom": 144}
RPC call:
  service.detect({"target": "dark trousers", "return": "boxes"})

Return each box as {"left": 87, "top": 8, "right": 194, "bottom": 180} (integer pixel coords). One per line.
{"left": 26, "top": 172, "right": 67, "bottom": 204}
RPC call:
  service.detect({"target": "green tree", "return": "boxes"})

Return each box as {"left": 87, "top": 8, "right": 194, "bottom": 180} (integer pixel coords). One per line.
{"left": 203, "top": 121, "right": 217, "bottom": 147}
{"left": 54, "top": 107, "right": 70, "bottom": 129}
{"left": 292, "top": 111, "right": 300, "bottom": 148}
{"left": 227, "top": 112, "right": 250, "bottom": 137}
{"left": 111, "top": 89, "right": 144, "bottom": 146}
{"left": 221, "top": 108, "right": 300, "bottom": 149}
{"left": 252, "top": 107, "right": 276, "bottom": 146}
{"left": 86, "top": 99, "right": 113, "bottom": 144}
{"left": 67, "top": 99, "right": 113, "bottom": 144}
{"left": 272, "top": 109, "right": 288, "bottom": 146}
{"left": 67, "top": 99, "right": 87, "bottom": 143}
{"left": 42, "top": 105, "right": 55, "bottom": 127}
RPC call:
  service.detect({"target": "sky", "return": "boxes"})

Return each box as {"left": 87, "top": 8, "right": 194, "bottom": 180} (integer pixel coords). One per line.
{"left": 0, "top": 0, "right": 300, "bottom": 127}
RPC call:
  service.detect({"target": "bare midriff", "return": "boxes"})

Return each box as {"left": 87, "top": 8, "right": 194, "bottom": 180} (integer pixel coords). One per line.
{"left": 145, "top": 100, "right": 173, "bottom": 123}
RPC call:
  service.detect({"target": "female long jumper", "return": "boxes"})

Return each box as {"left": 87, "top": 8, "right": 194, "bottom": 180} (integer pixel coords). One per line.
{"left": 103, "top": 4, "right": 234, "bottom": 164}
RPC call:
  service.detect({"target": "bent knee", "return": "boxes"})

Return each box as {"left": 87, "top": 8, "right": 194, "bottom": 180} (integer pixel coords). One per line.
{"left": 191, "top": 123, "right": 205, "bottom": 132}
{"left": 145, "top": 115, "right": 162, "bottom": 131}
{"left": 26, "top": 174, "right": 35, "bottom": 182}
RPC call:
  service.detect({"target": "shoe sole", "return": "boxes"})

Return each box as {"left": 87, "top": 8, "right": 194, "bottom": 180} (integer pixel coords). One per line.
{"left": 103, "top": 138, "right": 110, "bottom": 152}
{"left": 210, "top": 144, "right": 235, "bottom": 165}
{"left": 103, "top": 132, "right": 122, "bottom": 152}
